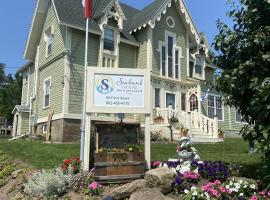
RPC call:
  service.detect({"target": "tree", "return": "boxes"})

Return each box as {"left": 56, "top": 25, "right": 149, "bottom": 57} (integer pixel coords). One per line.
{"left": 0, "top": 65, "right": 22, "bottom": 124}
{"left": 213, "top": 0, "right": 270, "bottom": 187}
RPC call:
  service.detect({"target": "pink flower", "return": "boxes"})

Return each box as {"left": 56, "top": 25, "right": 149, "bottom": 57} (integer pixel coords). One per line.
{"left": 211, "top": 189, "right": 221, "bottom": 198}
{"left": 201, "top": 186, "right": 208, "bottom": 191}
{"left": 250, "top": 196, "right": 258, "bottom": 200}
{"left": 153, "top": 161, "right": 161, "bottom": 167}
{"left": 214, "top": 180, "right": 221, "bottom": 185}
{"left": 89, "top": 182, "right": 99, "bottom": 190}
{"left": 268, "top": 191, "right": 270, "bottom": 196}
{"left": 259, "top": 191, "right": 265, "bottom": 196}
{"left": 219, "top": 186, "right": 226, "bottom": 193}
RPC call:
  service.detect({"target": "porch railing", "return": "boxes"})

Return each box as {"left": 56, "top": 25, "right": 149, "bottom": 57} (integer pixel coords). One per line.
{"left": 153, "top": 108, "right": 219, "bottom": 138}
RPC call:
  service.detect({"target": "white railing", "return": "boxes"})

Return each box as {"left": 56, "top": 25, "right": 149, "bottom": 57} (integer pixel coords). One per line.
{"left": 190, "top": 111, "right": 218, "bottom": 138}
{"left": 153, "top": 108, "right": 219, "bottom": 138}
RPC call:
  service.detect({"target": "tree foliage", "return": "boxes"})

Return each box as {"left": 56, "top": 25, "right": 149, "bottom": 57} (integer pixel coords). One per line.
{"left": 213, "top": 0, "right": 270, "bottom": 188}
{"left": 0, "top": 64, "right": 22, "bottom": 124}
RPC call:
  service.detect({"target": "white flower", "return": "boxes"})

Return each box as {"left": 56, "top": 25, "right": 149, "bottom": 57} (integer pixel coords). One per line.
{"left": 250, "top": 184, "right": 256, "bottom": 189}
{"left": 235, "top": 183, "right": 241, "bottom": 189}
{"left": 239, "top": 180, "right": 243, "bottom": 184}
{"left": 243, "top": 184, "right": 247, "bottom": 188}
{"left": 225, "top": 185, "right": 230, "bottom": 189}
{"left": 192, "top": 191, "right": 198, "bottom": 196}
{"left": 191, "top": 186, "right": 197, "bottom": 191}
{"left": 162, "top": 163, "right": 168, "bottom": 168}
{"left": 229, "top": 181, "right": 233, "bottom": 186}
{"left": 239, "top": 193, "right": 244, "bottom": 196}
{"left": 184, "top": 189, "right": 189, "bottom": 194}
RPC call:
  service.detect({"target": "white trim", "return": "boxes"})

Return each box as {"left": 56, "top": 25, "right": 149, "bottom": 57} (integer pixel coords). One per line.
{"left": 147, "top": 26, "right": 153, "bottom": 71}
{"left": 44, "top": 26, "right": 54, "bottom": 58}
{"left": 61, "top": 22, "right": 102, "bottom": 36}
{"left": 51, "top": 0, "right": 60, "bottom": 24}
{"left": 186, "top": 30, "right": 190, "bottom": 77}
{"left": 26, "top": 67, "right": 31, "bottom": 105}
{"left": 166, "top": 16, "right": 175, "bottom": 28}
{"left": 42, "top": 123, "right": 48, "bottom": 133}
{"left": 43, "top": 76, "right": 51, "bottom": 109}
{"left": 63, "top": 26, "right": 71, "bottom": 114}
{"left": 37, "top": 113, "right": 82, "bottom": 124}
{"left": 120, "top": 38, "right": 140, "bottom": 47}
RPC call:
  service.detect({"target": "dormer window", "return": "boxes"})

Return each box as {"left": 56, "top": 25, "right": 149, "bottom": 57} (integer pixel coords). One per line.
{"left": 44, "top": 26, "right": 54, "bottom": 57}
{"left": 104, "top": 27, "right": 115, "bottom": 52}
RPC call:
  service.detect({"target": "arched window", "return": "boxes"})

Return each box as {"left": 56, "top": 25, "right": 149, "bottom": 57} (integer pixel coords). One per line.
{"left": 190, "top": 94, "right": 198, "bottom": 111}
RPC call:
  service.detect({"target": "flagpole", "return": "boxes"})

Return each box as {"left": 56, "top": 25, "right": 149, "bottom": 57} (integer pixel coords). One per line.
{"left": 80, "top": 17, "right": 89, "bottom": 161}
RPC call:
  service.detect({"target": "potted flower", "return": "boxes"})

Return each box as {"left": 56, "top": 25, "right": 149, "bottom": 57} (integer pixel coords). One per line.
{"left": 180, "top": 127, "right": 189, "bottom": 137}
{"left": 218, "top": 129, "right": 225, "bottom": 139}
{"left": 176, "top": 142, "right": 194, "bottom": 160}
{"left": 154, "top": 116, "right": 164, "bottom": 124}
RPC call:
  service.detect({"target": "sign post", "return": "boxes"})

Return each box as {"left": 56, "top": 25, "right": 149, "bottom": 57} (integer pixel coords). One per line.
{"left": 83, "top": 68, "right": 151, "bottom": 172}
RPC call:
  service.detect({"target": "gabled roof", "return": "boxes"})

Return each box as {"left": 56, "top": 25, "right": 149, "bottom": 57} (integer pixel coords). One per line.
{"left": 24, "top": 0, "right": 207, "bottom": 60}
{"left": 12, "top": 105, "right": 30, "bottom": 114}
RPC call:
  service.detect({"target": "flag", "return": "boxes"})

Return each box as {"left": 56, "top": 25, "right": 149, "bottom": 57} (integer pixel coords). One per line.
{"left": 82, "top": 0, "right": 93, "bottom": 19}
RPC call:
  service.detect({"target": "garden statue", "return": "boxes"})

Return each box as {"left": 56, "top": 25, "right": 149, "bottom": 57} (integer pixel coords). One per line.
{"left": 176, "top": 137, "right": 200, "bottom": 161}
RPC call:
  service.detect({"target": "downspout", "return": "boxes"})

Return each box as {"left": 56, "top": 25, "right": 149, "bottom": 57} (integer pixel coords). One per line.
{"left": 28, "top": 46, "right": 40, "bottom": 135}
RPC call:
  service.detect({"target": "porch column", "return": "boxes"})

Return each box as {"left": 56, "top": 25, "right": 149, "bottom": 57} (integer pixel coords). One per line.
{"left": 145, "top": 114, "right": 151, "bottom": 169}
{"left": 197, "top": 84, "right": 202, "bottom": 114}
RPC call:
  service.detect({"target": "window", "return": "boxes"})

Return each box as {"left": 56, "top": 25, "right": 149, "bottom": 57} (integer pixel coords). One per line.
{"left": 154, "top": 88, "right": 160, "bottom": 107}
{"left": 161, "top": 46, "right": 166, "bottom": 76}
{"left": 195, "top": 56, "right": 204, "bottom": 76}
{"left": 160, "top": 32, "right": 181, "bottom": 79}
{"left": 181, "top": 93, "right": 186, "bottom": 111}
{"left": 166, "top": 93, "right": 176, "bottom": 109}
{"left": 236, "top": 109, "right": 246, "bottom": 123}
{"left": 190, "top": 94, "right": 198, "bottom": 111}
{"left": 104, "top": 27, "right": 115, "bottom": 52}
{"left": 24, "top": 73, "right": 29, "bottom": 84}
{"left": 44, "top": 78, "right": 51, "bottom": 108}
{"left": 168, "top": 36, "right": 174, "bottom": 78}
{"left": 208, "top": 95, "right": 224, "bottom": 120}
{"left": 45, "top": 27, "right": 54, "bottom": 57}
{"left": 175, "top": 49, "right": 180, "bottom": 79}
{"left": 43, "top": 124, "right": 47, "bottom": 133}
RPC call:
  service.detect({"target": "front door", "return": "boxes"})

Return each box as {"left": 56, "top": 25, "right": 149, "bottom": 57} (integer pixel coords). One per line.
{"left": 166, "top": 93, "right": 176, "bottom": 109}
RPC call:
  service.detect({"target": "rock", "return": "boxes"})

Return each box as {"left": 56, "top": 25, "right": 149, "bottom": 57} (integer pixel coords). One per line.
{"left": 145, "top": 167, "right": 176, "bottom": 194}
{"left": 129, "top": 188, "right": 166, "bottom": 200}
{"left": 11, "top": 169, "right": 23, "bottom": 179}
{"left": 104, "top": 179, "right": 147, "bottom": 200}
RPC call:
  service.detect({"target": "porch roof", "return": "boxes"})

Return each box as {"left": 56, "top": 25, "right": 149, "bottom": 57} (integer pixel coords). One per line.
{"left": 12, "top": 105, "right": 30, "bottom": 114}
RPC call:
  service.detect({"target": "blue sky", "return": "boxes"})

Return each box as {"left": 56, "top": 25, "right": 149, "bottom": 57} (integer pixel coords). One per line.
{"left": 0, "top": 0, "right": 232, "bottom": 75}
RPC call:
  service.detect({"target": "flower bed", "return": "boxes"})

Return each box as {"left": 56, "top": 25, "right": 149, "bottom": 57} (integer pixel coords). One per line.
{"left": 151, "top": 159, "right": 269, "bottom": 200}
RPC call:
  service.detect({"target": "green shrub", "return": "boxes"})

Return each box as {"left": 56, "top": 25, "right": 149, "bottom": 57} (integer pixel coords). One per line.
{"left": 0, "top": 164, "right": 15, "bottom": 179}
{"left": 0, "top": 179, "right": 7, "bottom": 188}
{"left": 24, "top": 168, "right": 68, "bottom": 198}
{"left": 151, "top": 131, "right": 169, "bottom": 142}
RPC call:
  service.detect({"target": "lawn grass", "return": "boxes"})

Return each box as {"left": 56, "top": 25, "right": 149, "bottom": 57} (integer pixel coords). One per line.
{"left": 0, "top": 139, "right": 80, "bottom": 169}
{"left": 0, "top": 138, "right": 260, "bottom": 174}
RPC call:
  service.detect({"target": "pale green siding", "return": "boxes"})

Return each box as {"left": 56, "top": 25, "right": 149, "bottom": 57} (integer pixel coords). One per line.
{"left": 21, "top": 112, "right": 29, "bottom": 134}
{"left": 37, "top": 58, "right": 64, "bottom": 118}
{"left": 69, "top": 31, "right": 100, "bottom": 114}
{"left": 21, "top": 64, "right": 35, "bottom": 106}
{"left": 230, "top": 107, "right": 245, "bottom": 131}
{"left": 152, "top": 3, "right": 187, "bottom": 78}
{"left": 119, "top": 42, "right": 137, "bottom": 68}
{"left": 21, "top": 71, "right": 28, "bottom": 105}
{"left": 135, "top": 28, "right": 147, "bottom": 69}
{"left": 33, "top": 1, "right": 66, "bottom": 118}
{"left": 38, "top": 2, "right": 65, "bottom": 67}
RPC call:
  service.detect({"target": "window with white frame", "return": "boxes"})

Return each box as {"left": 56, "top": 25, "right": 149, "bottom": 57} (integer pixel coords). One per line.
{"left": 23, "top": 72, "right": 29, "bottom": 84}
{"left": 159, "top": 32, "right": 181, "bottom": 79}
{"left": 103, "top": 27, "right": 116, "bottom": 68}
{"left": 208, "top": 95, "right": 224, "bottom": 120}
{"left": 195, "top": 55, "right": 204, "bottom": 76}
{"left": 43, "top": 78, "right": 51, "bottom": 108}
{"left": 45, "top": 27, "right": 54, "bottom": 57}
{"left": 236, "top": 109, "right": 246, "bottom": 123}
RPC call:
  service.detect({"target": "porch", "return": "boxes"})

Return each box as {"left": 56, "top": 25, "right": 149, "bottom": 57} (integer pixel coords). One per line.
{"left": 152, "top": 107, "right": 223, "bottom": 143}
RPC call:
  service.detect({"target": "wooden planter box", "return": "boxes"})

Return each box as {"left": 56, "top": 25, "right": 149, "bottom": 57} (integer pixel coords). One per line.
{"left": 94, "top": 151, "right": 145, "bottom": 183}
